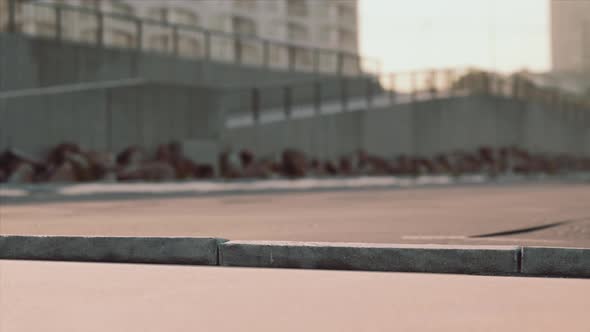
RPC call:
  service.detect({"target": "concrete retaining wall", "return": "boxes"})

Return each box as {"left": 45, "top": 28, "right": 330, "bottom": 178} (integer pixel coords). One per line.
{"left": 521, "top": 102, "right": 586, "bottom": 155}
{"left": 0, "top": 33, "right": 377, "bottom": 109}
{"left": 224, "top": 95, "right": 589, "bottom": 159}
{"left": 223, "top": 111, "right": 363, "bottom": 160}
{"left": 0, "top": 81, "right": 223, "bottom": 155}
{"left": 0, "top": 33, "right": 307, "bottom": 90}
{"left": 1, "top": 33, "right": 586, "bottom": 159}
{"left": 371, "top": 96, "right": 527, "bottom": 157}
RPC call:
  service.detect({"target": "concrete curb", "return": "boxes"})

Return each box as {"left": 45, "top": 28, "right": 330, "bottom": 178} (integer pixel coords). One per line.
{"left": 0, "top": 236, "right": 224, "bottom": 265}
{"left": 3, "top": 237, "right": 589, "bottom": 278}
{"left": 219, "top": 241, "right": 521, "bottom": 275}
{"left": 522, "top": 246, "right": 590, "bottom": 278}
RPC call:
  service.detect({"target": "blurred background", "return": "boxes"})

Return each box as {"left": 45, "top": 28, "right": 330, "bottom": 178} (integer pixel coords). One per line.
{"left": 0, "top": 0, "right": 588, "bottom": 184}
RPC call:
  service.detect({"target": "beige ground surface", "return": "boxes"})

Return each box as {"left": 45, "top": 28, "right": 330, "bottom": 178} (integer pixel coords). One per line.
{"left": 1, "top": 260, "right": 589, "bottom": 332}
{"left": 1, "top": 183, "right": 589, "bottom": 246}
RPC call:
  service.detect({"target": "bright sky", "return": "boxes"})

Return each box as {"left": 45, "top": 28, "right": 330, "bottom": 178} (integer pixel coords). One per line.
{"left": 359, "top": 0, "right": 550, "bottom": 74}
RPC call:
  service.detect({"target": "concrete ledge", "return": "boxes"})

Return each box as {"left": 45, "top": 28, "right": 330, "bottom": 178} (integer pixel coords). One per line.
{"left": 522, "top": 247, "right": 590, "bottom": 278}
{"left": 219, "top": 241, "right": 521, "bottom": 275}
{"left": 0, "top": 236, "right": 223, "bottom": 265}
{"left": 4, "top": 237, "right": 588, "bottom": 278}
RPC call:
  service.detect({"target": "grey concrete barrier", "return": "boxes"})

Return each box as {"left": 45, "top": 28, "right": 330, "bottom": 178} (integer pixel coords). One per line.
{"left": 219, "top": 241, "right": 521, "bottom": 275}
{"left": 521, "top": 246, "right": 590, "bottom": 278}
{"left": 0, "top": 236, "right": 224, "bottom": 265}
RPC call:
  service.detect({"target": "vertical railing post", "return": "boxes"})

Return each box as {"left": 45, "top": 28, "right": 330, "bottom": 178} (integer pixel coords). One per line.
{"left": 283, "top": 85, "right": 292, "bottom": 118}
{"left": 502, "top": 77, "right": 509, "bottom": 98}
{"left": 135, "top": 18, "right": 143, "bottom": 51}
{"left": 313, "top": 49, "right": 320, "bottom": 74}
{"left": 314, "top": 80, "right": 322, "bottom": 115}
{"left": 235, "top": 36, "right": 242, "bottom": 64}
{"left": 172, "top": 25, "right": 179, "bottom": 56}
{"left": 544, "top": 88, "right": 551, "bottom": 107}
{"left": 7, "top": 0, "right": 16, "bottom": 33}
{"left": 492, "top": 73, "right": 500, "bottom": 96}
{"left": 557, "top": 92, "right": 564, "bottom": 113}
{"left": 511, "top": 76, "right": 518, "bottom": 99}
{"left": 203, "top": 30, "right": 211, "bottom": 60}
{"left": 410, "top": 71, "right": 416, "bottom": 102}
{"left": 337, "top": 52, "right": 344, "bottom": 75}
{"left": 476, "top": 72, "right": 484, "bottom": 95}
{"left": 514, "top": 75, "right": 522, "bottom": 99}
{"left": 251, "top": 87, "right": 260, "bottom": 124}
{"left": 96, "top": 10, "right": 104, "bottom": 47}
{"left": 263, "top": 40, "right": 270, "bottom": 68}
{"left": 106, "top": 89, "right": 113, "bottom": 152}
{"left": 484, "top": 72, "right": 491, "bottom": 95}
{"left": 55, "top": 5, "right": 62, "bottom": 41}
{"left": 490, "top": 73, "right": 496, "bottom": 96}
{"left": 366, "top": 77, "right": 373, "bottom": 109}
{"left": 446, "top": 69, "right": 454, "bottom": 97}
{"left": 388, "top": 73, "right": 396, "bottom": 105}
{"left": 288, "top": 46, "right": 296, "bottom": 71}
{"left": 340, "top": 77, "right": 348, "bottom": 111}
{"left": 429, "top": 70, "right": 437, "bottom": 98}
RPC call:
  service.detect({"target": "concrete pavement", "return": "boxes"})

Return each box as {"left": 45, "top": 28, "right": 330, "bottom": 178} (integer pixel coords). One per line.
{"left": 1, "top": 260, "right": 589, "bottom": 332}
{"left": 2, "top": 183, "right": 589, "bottom": 247}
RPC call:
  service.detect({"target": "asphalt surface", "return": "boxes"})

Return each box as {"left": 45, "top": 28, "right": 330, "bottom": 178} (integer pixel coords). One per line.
{"left": 1, "top": 182, "right": 589, "bottom": 247}
{"left": 1, "top": 260, "right": 589, "bottom": 332}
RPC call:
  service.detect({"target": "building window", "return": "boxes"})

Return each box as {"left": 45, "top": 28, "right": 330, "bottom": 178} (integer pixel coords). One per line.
{"left": 172, "top": 8, "right": 198, "bottom": 26}
{"left": 147, "top": 7, "right": 197, "bottom": 26}
{"left": 265, "top": 0, "right": 278, "bottom": 12}
{"left": 293, "top": 47, "right": 312, "bottom": 67}
{"left": 232, "top": 16, "right": 256, "bottom": 36}
{"left": 33, "top": 5, "right": 55, "bottom": 23}
{"left": 22, "top": 4, "right": 56, "bottom": 37}
{"left": 316, "top": 1, "right": 332, "bottom": 18}
{"left": 81, "top": 28, "right": 98, "bottom": 43}
{"left": 583, "top": 20, "right": 590, "bottom": 71}
{"left": 319, "top": 26, "right": 332, "bottom": 44}
{"left": 234, "top": 0, "right": 257, "bottom": 11}
{"left": 338, "top": 28, "right": 356, "bottom": 50}
{"left": 149, "top": 35, "right": 171, "bottom": 52}
{"left": 35, "top": 22, "right": 57, "bottom": 38}
{"left": 148, "top": 7, "right": 168, "bottom": 23}
{"left": 337, "top": 2, "right": 356, "bottom": 23}
{"left": 287, "top": 0, "right": 307, "bottom": 17}
{"left": 80, "top": 0, "right": 100, "bottom": 10}
{"left": 110, "top": 1, "right": 133, "bottom": 15}
{"left": 0, "top": 0, "right": 7, "bottom": 30}
{"left": 109, "top": 28, "right": 134, "bottom": 47}
{"left": 178, "top": 36, "right": 201, "bottom": 57}
{"left": 287, "top": 22, "right": 308, "bottom": 42}
{"left": 269, "top": 44, "right": 284, "bottom": 64}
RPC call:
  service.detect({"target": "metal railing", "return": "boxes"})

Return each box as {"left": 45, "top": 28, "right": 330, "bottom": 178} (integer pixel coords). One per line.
{"left": 1, "top": 0, "right": 381, "bottom": 77}
{"left": 2, "top": 1, "right": 588, "bottom": 128}
{"left": 225, "top": 68, "right": 590, "bottom": 128}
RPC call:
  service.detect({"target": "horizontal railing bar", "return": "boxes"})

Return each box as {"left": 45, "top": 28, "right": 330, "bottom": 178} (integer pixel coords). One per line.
{"left": 19, "top": 1, "right": 374, "bottom": 67}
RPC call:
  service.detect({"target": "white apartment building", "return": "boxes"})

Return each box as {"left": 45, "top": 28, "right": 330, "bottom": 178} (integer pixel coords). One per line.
{"left": 551, "top": 0, "right": 590, "bottom": 74}
{"left": 2, "top": 0, "right": 359, "bottom": 72}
